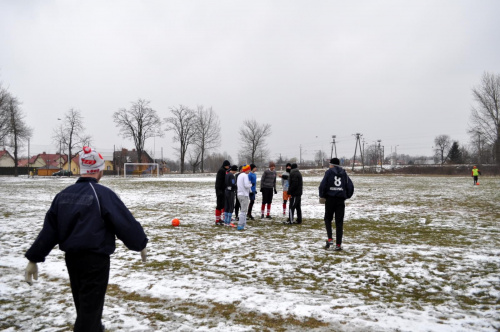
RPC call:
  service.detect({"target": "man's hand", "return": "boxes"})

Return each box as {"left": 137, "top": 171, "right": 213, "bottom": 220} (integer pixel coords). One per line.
{"left": 140, "top": 248, "right": 147, "bottom": 263}
{"left": 274, "top": 189, "right": 277, "bottom": 194}
{"left": 25, "top": 261, "right": 38, "bottom": 285}
{"left": 319, "top": 197, "right": 326, "bottom": 204}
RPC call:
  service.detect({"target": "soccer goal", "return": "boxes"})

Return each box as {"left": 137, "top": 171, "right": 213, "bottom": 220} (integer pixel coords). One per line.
{"left": 124, "top": 163, "right": 160, "bottom": 178}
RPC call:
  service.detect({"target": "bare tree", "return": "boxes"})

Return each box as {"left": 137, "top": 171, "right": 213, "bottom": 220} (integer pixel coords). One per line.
{"left": 434, "top": 135, "right": 451, "bottom": 165}
{"left": 165, "top": 105, "right": 197, "bottom": 174}
{"left": 4, "top": 96, "right": 33, "bottom": 176}
{"left": 0, "top": 84, "right": 12, "bottom": 143}
{"left": 468, "top": 72, "right": 500, "bottom": 164}
{"left": 113, "top": 99, "right": 162, "bottom": 164}
{"left": 238, "top": 119, "right": 272, "bottom": 164}
{"left": 53, "top": 109, "right": 92, "bottom": 175}
{"left": 194, "top": 105, "right": 221, "bottom": 173}
{"left": 187, "top": 145, "right": 202, "bottom": 173}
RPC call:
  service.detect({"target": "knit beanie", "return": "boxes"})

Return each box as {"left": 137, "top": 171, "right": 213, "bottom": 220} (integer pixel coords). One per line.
{"left": 223, "top": 160, "right": 231, "bottom": 167}
{"left": 79, "top": 146, "right": 105, "bottom": 175}
{"left": 242, "top": 164, "right": 251, "bottom": 172}
{"left": 330, "top": 158, "right": 340, "bottom": 166}
{"left": 291, "top": 163, "right": 298, "bottom": 169}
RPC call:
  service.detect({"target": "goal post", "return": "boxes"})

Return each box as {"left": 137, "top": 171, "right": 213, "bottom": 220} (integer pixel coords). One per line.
{"left": 124, "top": 163, "right": 160, "bottom": 178}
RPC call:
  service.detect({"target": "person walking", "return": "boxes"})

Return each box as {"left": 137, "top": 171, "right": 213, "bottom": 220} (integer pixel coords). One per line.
{"left": 224, "top": 165, "right": 238, "bottom": 226}
{"left": 247, "top": 164, "right": 258, "bottom": 220}
{"left": 280, "top": 163, "right": 292, "bottom": 217}
{"left": 237, "top": 164, "right": 253, "bottom": 230}
{"left": 215, "top": 160, "right": 231, "bottom": 225}
{"left": 471, "top": 165, "right": 481, "bottom": 185}
{"left": 287, "top": 163, "right": 303, "bottom": 224}
{"left": 24, "top": 146, "right": 148, "bottom": 332}
{"left": 319, "top": 158, "right": 354, "bottom": 251}
{"left": 260, "top": 161, "right": 277, "bottom": 219}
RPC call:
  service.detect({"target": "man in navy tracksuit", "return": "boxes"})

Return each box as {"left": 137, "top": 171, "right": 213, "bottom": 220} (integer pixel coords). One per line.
{"left": 319, "top": 158, "right": 354, "bottom": 251}
{"left": 24, "top": 147, "right": 148, "bottom": 332}
{"left": 215, "top": 160, "right": 231, "bottom": 225}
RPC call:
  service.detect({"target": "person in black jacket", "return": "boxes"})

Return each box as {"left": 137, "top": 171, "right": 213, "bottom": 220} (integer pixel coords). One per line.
{"left": 224, "top": 165, "right": 238, "bottom": 225}
{"left": 24, "top": 146, "right": 148, "bottom": 332}
{"left": 287, "top": 163, "right": 303, "bottom": 224}
{"left": 319, "top": 158, "right": 354, "bottom": 251}
{"left": 215, "top": 160, "right": 231, "bottom": 225}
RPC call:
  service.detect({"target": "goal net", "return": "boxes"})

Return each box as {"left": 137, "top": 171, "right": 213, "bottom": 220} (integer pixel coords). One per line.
{"left": 124, "top": 163, "right": 160, "bottom": 178}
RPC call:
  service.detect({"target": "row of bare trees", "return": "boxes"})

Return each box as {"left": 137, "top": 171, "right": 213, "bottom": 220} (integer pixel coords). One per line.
{"left": 113, "top": 99, "right": 272, "bottom": 173}
{"left": 468, "top": 72, "right": 500, "bottom": 165}
{"left": 0, "top": 83, "right": 32, "bottom": 176}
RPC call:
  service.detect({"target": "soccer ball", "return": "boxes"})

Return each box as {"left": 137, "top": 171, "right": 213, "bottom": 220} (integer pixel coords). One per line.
{"left": 172, "top": 218, "right": 180, "bottom": 227}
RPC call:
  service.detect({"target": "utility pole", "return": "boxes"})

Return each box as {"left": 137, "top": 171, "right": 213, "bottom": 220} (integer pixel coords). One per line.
{"left": 299, "top": 145, "right": 302, "bottom": 165}
{"left": 377, "top": 139, "right": 382, "bottom": 171}
{"left": 330, "top": 135, "right": 337, "bottom": 159}
{"left": 352, "top": 133, "right": 364, "bottom": 172}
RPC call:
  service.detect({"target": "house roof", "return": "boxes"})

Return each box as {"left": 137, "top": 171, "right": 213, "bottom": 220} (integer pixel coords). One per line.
{"left": 0, "top": 149, "right": 14, "bottom": 160}
{"left": 34, "top": 153, "right": 68, "bottom": 168}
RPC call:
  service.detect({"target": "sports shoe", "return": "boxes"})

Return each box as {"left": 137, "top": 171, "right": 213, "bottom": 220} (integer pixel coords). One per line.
{"left": 247, "top": 215, "right": 255, "bottom": 220}
{"left": 237, "top": 226, "right": 245, "bottom": 231}
{"left": 325, "top": 239, "right": 333, "bottom": 249}
{"left": 334, "top": 244, "right": 343, "bottom": 251}
{"left": 265, "top": 215, "right": 272, "bottom": 219}
{"left": 235, "top": 216, "right": 239, "bottom": 221}
{"left": 261, "top": 214, "right": 265, "bottom": 219}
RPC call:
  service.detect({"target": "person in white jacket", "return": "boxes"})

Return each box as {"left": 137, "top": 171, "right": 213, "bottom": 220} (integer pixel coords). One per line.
{"left": 236, "top": 164, "right": 253, "bottom": 230}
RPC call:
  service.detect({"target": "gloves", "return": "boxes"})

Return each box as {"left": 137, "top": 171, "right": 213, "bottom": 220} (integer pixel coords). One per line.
{"left": 274, "top": 189, "right": 277, "bottom": 194}
{"left": 140, "top": 248, "right": 147, "bottom": 263}
{"left": 319, "top": 197, "right": 326, "bottom": 204}
{"left": 25, "top": 261, "right": 38, "bottom": 285}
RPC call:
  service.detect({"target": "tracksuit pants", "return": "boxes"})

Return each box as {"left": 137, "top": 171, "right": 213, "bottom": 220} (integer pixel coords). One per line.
{"left": 65, "top": 252, "right": 110, "bottom": 332}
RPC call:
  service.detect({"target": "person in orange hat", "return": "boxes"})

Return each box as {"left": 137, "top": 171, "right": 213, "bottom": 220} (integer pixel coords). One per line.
{"left": 471, "top": 166, "right": 481, "bottom": 185}
{"left": 236, "top": 164, "right": 253, "bottom": 230}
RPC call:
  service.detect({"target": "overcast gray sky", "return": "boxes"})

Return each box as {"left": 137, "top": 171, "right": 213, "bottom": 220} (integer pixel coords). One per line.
{"left": 1, "top": 0, "right": 500, "bottom": 163}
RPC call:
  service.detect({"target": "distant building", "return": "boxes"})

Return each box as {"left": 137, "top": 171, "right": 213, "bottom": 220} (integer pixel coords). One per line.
{"left": 0, "top": 149, "right": 15, "bottom": 167}
{"left": 31, "top": 152, "right": 67, "bottom": 169}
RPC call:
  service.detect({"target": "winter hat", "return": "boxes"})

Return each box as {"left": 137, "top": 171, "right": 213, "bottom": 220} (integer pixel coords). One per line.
{"left": 286, "top": 163, "right": 292, "bottom": 168}
{"left": 250, "top": 163, "right": 257, "bottom": 170}
{"left": 242, "top": 164, "right": 251, "bottom": 172}
{"left": 291, "top": 163, "right": 298, "bottom": 169}
{"left": 230, "top": 165, "right": 238, "bottom": 171}
{"left": 330, "top": 158, "right": 340, "bottom": 165}
{"left": 79, "top": 146, "right": 105, "bottom": 175}
{"left": 269, "top": 161, "right": 276, "bottom": 168}
{"left": 223, "top": 160, "right": 231, "bottom": 167}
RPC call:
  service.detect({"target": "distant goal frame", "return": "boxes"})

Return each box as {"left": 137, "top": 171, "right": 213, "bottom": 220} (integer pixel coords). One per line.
{"left": 123, "top": 163, "right": 160, "bottom": 178}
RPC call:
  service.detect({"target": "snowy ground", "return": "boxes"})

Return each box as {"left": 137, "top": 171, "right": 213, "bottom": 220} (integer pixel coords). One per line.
{"left": 0, "top": 172, "right": 499, "bottom": 332}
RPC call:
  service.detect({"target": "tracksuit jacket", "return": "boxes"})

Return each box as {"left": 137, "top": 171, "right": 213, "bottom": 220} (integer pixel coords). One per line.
{"left": 318, "top": 166, "right": 354, "bottom": 200}
{"left": 25, "top": 177, "right": 148, "bottom": 263}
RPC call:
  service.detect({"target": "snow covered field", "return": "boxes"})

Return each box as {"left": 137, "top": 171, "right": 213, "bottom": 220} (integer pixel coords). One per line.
{"left": 1, "top": 172, "right": 499, "bottom": 331}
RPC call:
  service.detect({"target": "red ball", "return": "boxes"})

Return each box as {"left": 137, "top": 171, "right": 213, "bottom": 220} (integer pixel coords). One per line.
{"left": 172, "top": 218, "right": 180, "bottom": 227}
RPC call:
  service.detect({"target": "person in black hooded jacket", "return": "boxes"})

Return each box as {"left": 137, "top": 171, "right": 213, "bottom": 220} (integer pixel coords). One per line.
{"left": 287, "top": 163, "right": 303, "bottom": 224}
{"left": 215, "top": 160, "right": 231, "bottom": 225}
{"left": 319, "top": 158, "right": 354, "bottom": 251}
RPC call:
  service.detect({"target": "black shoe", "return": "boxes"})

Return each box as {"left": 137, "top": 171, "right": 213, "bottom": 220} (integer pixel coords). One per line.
{"left": 334, "top": 244, "right": 343, "bottom": 251}
{"left": 265, "top": 215, "right": 272, "bottom": 219}
{"left": 295, "top": 220, "right": 302, "bottom": 224}
{"left": 247, "top": 215, "right": 255, "bottom": 220}
{"left": 325, "top": 239, "right": 333, "bottom": 249}
{"left": 261, "top": 214, "right": 265, "bottom": 219}
{"left": 235, "top": 217, "right": 239, "bottom": 221}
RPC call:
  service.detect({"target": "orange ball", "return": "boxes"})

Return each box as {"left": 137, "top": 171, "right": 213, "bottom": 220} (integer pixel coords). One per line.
{"left": 172, "top": 218, "right": 180, "bottom": 227}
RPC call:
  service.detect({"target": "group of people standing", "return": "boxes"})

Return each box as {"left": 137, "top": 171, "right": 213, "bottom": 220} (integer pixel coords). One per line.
{"left": 214, "top": 157, "right": 355, "bottom": 252}
{"left": 214, "top": 160, "right": 304, "bottom": 230}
